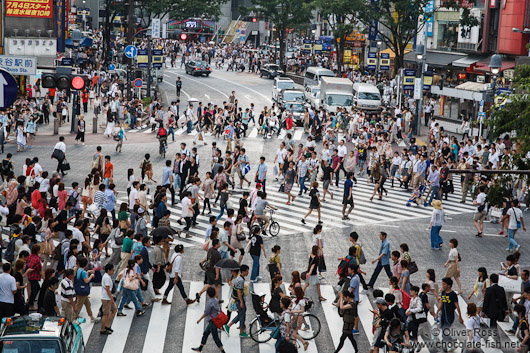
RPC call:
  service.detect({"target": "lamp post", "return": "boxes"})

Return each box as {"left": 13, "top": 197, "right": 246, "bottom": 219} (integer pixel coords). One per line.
{"left": 483, "top": 53, "right": 502, "bottom": 138}
{"left": 512, "top": 27, "right": 530, "bottom": 56}
{"left": 376, "top": 40, "right": 382, "bottom": 84}
{"left": 415, "top": 43, "right": 427, "bottom": 136}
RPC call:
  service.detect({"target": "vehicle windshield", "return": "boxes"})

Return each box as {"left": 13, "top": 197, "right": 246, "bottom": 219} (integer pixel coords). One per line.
{"left": 1, "top": 339, "right": 62, "bottom": 353}
{"left": 278, "top": 81, "right": 295, "bottom": 90}
{"left": 327, "top": 94, "right": 353, "bottom": 106}
{"left": 358, "top": 92, "right": 381, "bottom": 100}
{"left": 195, "top": 61, "right": 208, "bottom": 68}
{"left": 288, "top": 104, "right": 305, "bottom": 113}
{"left": 312, "top": 88, "right": 320, "bottom": 96}
{"left": 283, "top": 92, "right": 304, "bottom": 102}
{"left": 268, "top": 65, "right": 281, "bottom": 71}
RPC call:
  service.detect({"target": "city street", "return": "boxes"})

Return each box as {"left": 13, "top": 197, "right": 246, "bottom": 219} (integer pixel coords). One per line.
{"left": 3, "top": 65, "right": 525, "bottom": 353}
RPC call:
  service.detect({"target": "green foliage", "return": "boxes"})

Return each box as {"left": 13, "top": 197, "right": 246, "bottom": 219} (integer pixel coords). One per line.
{"left": 490, "top": 65, "right": 530, "bottom": 159}
{"left": 142, "top": 96, "right": 153, "bottom": 105}
{"left": 244, "top": 0, "right": 313, "bottom": 67}
{"left": 486, "top": 182, "right": 508, "bottom": 208}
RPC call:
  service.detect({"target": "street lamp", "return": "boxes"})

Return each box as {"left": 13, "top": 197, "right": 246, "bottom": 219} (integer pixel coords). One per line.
{"left": 376, "top": 40, "right": 382, "bottom": 84}
{"left": 483, "top": 53, "right": 502, "bottom": 138}
{"left": 512, "top": 27, "right": 530, "bottom": 56}
{"left": 415, "top": 43, "right": 427, "bottom": 136}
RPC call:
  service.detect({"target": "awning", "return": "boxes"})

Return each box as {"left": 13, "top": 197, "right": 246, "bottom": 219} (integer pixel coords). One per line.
{"left": 452, "top": 55, "right": 484, "bottom": 68}
{"left": 379, "top": 48, "right": 410, "bottom": 59}
{"left": 455, "top": 81, "right": 488, "bottom": 92}
{"left": 475, "top": 56, "right": 516, "bottom": 73}
{"left": 404, "top": 50, "right": 467, "bottom": 68}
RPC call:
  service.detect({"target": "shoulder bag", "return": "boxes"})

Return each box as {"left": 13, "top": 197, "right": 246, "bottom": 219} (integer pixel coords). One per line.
{"left": 123, "top": 270, "right": 139, "bottom": 291}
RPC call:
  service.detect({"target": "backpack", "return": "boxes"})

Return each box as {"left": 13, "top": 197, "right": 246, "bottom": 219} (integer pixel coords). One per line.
{"left": 355, "top": 244, "right": 367, "bottom": 265}
{"left": 401, "top": 289, "right": 411, "bottom": 310}
{"left": 74, "top": 269, "right": 91, "bottom": 296}
{"left": 91, "top": 154, "right": 101, "bottom": 170}
{"left": 67, "top": 190, "right": 78, "bottom": 207}
{"left": 337, "top": 255, "right": 353, "bottom": 279}
{"left": 53, "top": 239, "right": 67, "bottom": 262}
{"left": 4, "top": 236, "right": 18, "bottom": 263}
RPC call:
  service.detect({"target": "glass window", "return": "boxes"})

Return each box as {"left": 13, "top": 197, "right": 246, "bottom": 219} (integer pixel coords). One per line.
{"left": 437, "top": 21, "right": 460, "bottom": 51}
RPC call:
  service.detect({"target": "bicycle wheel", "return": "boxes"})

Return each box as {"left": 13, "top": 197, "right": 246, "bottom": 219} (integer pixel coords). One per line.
{"left": 269, "top": 221, "right": 280, "bottom": 237}
{"left": 249, "top": 317, "right": 274, "bottom": 343}
{"left": 297, "top": 313, "right": 321, "bottom": 340}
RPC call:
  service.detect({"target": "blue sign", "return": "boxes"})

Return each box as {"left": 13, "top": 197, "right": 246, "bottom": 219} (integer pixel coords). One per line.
{"left": 313, "top": 40, "right": 323, "bottom": 54}
{"left": 108, "top": 63, "right": 116, "bottom": 71}
{"left": 152, "top": 49, "right": 163, "bottom": 68}
{"left": 368, "top": 0, "right": 379, "bottom": 41}
{"left": 61, "top": 58, "right": 73, "bottom": 67}
{"left": 302, "top": 39, "right": 312, "bottom": 55}
{"left": 380, "top": 53, "right": 390, "bottom": 70}
{"left": 134, "top": 78, "right": 143, "bottom": 88}
{"left": 403, "top": 69, "right": 416, "bottom": 91}
{"left": 0, "top": 69, "right": 18, "bottom": 110}
{"left": 125, "top": 45, "right": 137, "bottom": 58}
{"left": 426, "top": 15, "right": 434, "bottom": 37}
{"left": 425, "top": 0, "right": 434, "bottom": 13}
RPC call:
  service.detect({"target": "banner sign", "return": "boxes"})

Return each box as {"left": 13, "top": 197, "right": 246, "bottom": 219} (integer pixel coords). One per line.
{"left": 137, "top": 49, "right": 148, "bottom": 68}
{"left": 424, "top": 71, "right": 433, "bottom": 90}
{"left": 0, "top": 56, "right": 36, "bottom": 75}
{"left": 313, "top": 40, "right": 322, "bottom": 53}
{"left": 367, "top": 52, "right": 377, "bottom": 70}
{"left": 6, "top": 0, "right": 53, "bottom": 17}
{"left": 379, "top": 53, "right": 390, "bottom": 70}
{"left": 302, "top": 39, "right": 312, "bottom": 55}
{"left": 152, "top": 49, "right": 163, "bottom": 68}
{"left": 403, "top": 69, "right": 416, "bottom": 90}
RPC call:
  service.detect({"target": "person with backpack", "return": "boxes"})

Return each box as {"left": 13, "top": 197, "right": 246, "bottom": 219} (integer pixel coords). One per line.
{"left": 437, "top": 277, "right": 464, "bottom": 350}
{"left": 162, "top": 244, "right": 196, "bottom": 305}
{"left": 74, "top": 257, "right": 98, "bottom": 322}
{"left": 349, "top": 232, "right": 368, "bottom": 289}
{"left": 347, "top": 264, "right": 361, "bottom": 335}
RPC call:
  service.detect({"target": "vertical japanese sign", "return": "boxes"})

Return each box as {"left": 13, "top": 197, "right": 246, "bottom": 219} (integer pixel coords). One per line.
{"left": 6, "top": 0, "right": 53, "bottom": 17}
{"left": 425, "top": 0, "right": 434, "bottom": 37}
{"left": 379, "top": 53, "right": 390, "bottom": 70}
{"left": 367, "top": 53, "right": 377, "bottom": 70}
{"left": 368, "top": 0, "right": 379, "bottom": 41}
{"left": 403, "top": 69, "right": 416, "bottom": 90}
{"left": 55, "top": 0, "right": 65, "bottom": 52}
{"left": 152, "top": 19, "right": 161, "bottom": 39}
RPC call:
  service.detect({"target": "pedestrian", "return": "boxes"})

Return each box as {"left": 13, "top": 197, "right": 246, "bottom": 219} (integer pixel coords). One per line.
{"left": 321, "top": 160, "right": 334, "bottom": 201}
{"left": 367, "top": 232, "right": 392, "bottom": 288}
{"left": 0, "top": 263, "right": 16, "bottom": 319}
{"left": 443, "top": 238, "right": 463, "bottom": 294}
{"left": 223, "top": 265, "right": 250, "bottom": 338}
{"left": 334, "top": 290, "right": 358, "bottom": 353}
{"left": 100, "top": 264, "right": 117, "bottom": 335}
{"left": 52, "top": 136, "right": 67, "bottom": 176}
{"left": 60, "top": 269, "right": 77, "bottom": 322}
{"left": 116, "top": 259, "right": 145, "bottom": 317}
{"left": 466, "top": 267, "right": 490, "bottom": 315}
{"left": 26, "top": 244, "right": 42, "bottom": 311}
{"left": 196, "top": 239, "right": 222, "bottom": 299}
{"left": 437, "top": 277, "right": 464, "bottom": 351}
{"left": 405, "top": 285, "right": 428, "bottom": 345}
{"left": 115, "top": 123, "right": 127, "bottom": 153}
{"left": 482, "top": 273, "right": 508, "bottom": 330}
{"left": 342, "top": 173, "right": 355, "bottom": 220}
{"left": 301, "top": 181, "right": 321, "bottom": 224}
{"left": 503, "top": 199, "right": 525, "bottom": 252}
{"left": 249, "top": 226, "right": 266, "bottom": 283}
{"left": 192, "top": 287, "right": 226, "bottom": 353}
{"left": 75, "top": 114, "right": 85, "bottom": 145}
{"left": 303, "top": 245, "right": 326, "bottom": 301}
{"left": 282, "top": 162, "right": 297, "bottom": 205}
{"left": 162, "top": 244, "right": 196, "bottom": 305}
{"left": 74, "top": 257, "right": 98, "bottom": 322}
{"left": 427, "top": 200, "right": 444, "bottom": 250}
{"left": 290, "top": 286, "right": 309, "bottom": 350}
{"left": 472, "top": 185, "right": 487, "bottom": 237}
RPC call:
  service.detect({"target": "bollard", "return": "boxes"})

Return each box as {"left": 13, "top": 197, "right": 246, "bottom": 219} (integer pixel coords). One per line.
{"left": 53, "top": 118, "right": 59, "bottom": 135}
{"left": 93, "top": 117, "right": 98, "bottom": 133}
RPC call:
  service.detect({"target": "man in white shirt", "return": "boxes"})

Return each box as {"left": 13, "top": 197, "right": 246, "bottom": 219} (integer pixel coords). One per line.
{"left": 72, "top": 219, "right": 87, "bottom": 251}
{"left": 185, "top": 104, "right": 195, "bottom": 133}
{"left": 473, "top": 185, "right": 487, "bottom": 237}
{"left": 33, "top": 157, "right": 43, "bottom": 176}
{"left": 100, "top": 264, "right": 117, "bottom": 335}
{"left": 504, "top": 199, "right": 525, "bottom": 252}
{"left": 129, "top": 181, "right": 140, "bottom": 211}
{"left": 488, "top": 147, "right": 500, "bottom": 169}
{"left": 162, "top": 244, "right": 195, "bottom": 305}
{"left": 0, "top": 263, "right": 17, "bottom": 318}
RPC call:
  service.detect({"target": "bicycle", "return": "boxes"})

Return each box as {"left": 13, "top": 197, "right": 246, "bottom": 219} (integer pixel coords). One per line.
{"left": 251, "top": 209, "right": 280, "bottom": 237}
{"left": 249, "top": 292, "right": 321, "bottom": 343}
{"left": 158, "top": 136, "right": 167, "bottom": 158}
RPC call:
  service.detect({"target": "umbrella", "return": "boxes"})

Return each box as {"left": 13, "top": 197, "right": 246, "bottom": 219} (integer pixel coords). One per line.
{"left": 215, "top": 258, "right": 240, "bottom": 270}
{"left": 150, "top": 226, "right": 179, "bottom": 238}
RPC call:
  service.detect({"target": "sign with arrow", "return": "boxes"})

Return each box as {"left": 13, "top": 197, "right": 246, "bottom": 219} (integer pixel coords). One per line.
{"left": 0, "top": 69, "right": 18, "bottom": 110}
{"left": 125, "top": 45, "right": 137, "bottom": 58}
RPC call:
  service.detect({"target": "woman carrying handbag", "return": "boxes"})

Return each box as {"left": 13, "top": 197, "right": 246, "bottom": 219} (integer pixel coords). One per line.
{"left": 192, "top": 287, "right": 226, "bottom": 352}
{"left": 116, "top": 259, "right": 145, "bottom": 317}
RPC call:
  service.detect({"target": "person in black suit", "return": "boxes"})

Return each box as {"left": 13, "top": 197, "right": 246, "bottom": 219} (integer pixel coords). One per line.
{"left": 179, "top": 154, "right": 191, "bottom": 192}
{"left": 483, "top": 273, "right": 508, "bottom": 330}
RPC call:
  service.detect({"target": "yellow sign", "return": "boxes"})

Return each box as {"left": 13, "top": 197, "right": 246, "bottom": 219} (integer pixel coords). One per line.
{"left": 338, "top": 30, "right": 366, "bottom": 43}
{"left": 343, "top": 49, "right": 352, "bottom": 64}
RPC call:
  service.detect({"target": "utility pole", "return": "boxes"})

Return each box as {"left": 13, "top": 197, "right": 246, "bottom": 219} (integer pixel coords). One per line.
{"left": 147, "top": 36, "right": 152, "bottom": 97}
{"left": 126, "top": 0, "right": 134, "bottom": 101}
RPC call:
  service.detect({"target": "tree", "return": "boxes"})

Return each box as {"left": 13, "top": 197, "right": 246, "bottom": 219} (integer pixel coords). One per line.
{"left": 245, "top": 0, "right": 313, "bottom": 68}
{"left": 490, "top": 65, "right": 530, "bottom": 169}
{"left": 315, "top": 0, "right": 363, "bottom": 76}
{"left": 137, "top": 0, "right": 224, "bottom": 28}
{"left": 356, "top": 0, "right": 480, "bottom": 69}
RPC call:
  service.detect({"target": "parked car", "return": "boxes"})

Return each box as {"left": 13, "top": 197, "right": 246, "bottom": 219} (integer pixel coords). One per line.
{"left": 260, "top": 64, "right": 284, "bottom": 79}
{"left": 272, "top": 77, "right": 295, "bottom": 102}
{"left": 0, "top": 315, "right": 86, "bottom": 353}
{"left": 185, "top": 60, "right": 211, "bottom": 77}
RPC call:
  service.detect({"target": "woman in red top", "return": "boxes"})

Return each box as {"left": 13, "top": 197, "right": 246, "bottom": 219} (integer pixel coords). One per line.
{"left": 27, "top": 244, "right": 43, "bottom": 311}
{"left": 57, "top": 182, "right": 68, "bottom": 210}
{"left": 82, "top": 91, "right": 89, "bottom": 113}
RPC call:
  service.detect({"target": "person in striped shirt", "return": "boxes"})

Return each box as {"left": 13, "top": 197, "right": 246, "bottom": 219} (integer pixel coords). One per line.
{"left": 94, "top": 184, "right": 107, "bottom": 211}
{"left": 60, "top": 269, "right": 77, "bottom": 322}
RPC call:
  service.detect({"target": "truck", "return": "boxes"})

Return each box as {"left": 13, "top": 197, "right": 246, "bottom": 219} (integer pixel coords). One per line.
{"left": 320, "top": 77, "right": 354, "bottom": 113}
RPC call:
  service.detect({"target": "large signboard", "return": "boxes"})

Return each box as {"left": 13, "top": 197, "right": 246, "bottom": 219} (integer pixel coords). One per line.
{"left": 6, "top": 0, "right": 53, "bottom": 17}
{"left": 403, "top": 69, "right": 416, "bottom": 90}
{"left": 0, "top": 56, "right": 36, "bottom": 75}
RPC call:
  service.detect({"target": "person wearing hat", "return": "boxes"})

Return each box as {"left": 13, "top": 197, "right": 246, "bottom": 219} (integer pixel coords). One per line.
{"left": 134, "top": 208, "right": 148, "bottom": 237}
{"left": 162, "top": 244, "right": 196, "bottom": 305}
{"left": 373, "top": 297, "right": 394, "bottom": 352}
{"left": 428, "top": 200, "right": 444, "bottom": 250}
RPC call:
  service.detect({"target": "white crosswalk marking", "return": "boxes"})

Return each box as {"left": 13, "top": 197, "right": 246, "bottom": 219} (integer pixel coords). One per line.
{"left": 221, "top": 285, "right": 242, "bottom": 351}
{"left": 248, "top": 128, "right": 259, "bottom": 138}
{"left": 80, "top": 289, "right": 101, "bottom": 344}
{"left": 182, "top": 282, "right": 207, "bottom": 352}
{"left": 141, "top": 281, "right": 172, "bottom": 353}
{"left": 320, "top": 285, "right": 357, "bottom": 351}
{"left": 293, "top": 129, "right": 304, "bottom": 141}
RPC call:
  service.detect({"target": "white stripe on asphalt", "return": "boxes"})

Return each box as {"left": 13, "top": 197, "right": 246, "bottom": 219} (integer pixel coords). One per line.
{"left": 141, "top": 281, "right": 171, "bottom": 353}
{"left": 182, "top": 282, "right": 207, "bottom": 352}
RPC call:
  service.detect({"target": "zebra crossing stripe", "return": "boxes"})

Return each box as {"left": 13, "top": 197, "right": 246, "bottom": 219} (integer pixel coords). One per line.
{"left": 80, "top": 289, "right": 101, "bottom": 344}
{"left": 253, "top": 282, "right": 277, "bottom": 353}
{"left": 293, "top": 129, "right": 304, "bottom": 141}
{"left": 248, "top": 128, "right": 259, "bottom": 138}
{"left": 221, "top": 285, "right": 242, "bottom": 352}
{"left": 182, "top": 282, "right": 207, "bottom": 352}
{"left": 141, "top": 280, "right": 173, "bottom": 353}
{"left": 320, "top": 285, "right": 357, "bottom": 351}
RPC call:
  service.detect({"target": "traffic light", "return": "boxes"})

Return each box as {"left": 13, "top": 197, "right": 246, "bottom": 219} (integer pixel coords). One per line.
{"left": 252, "top": 17, "right": 257, "bottom": 22}
{"left": 180, "top": 33, "right": 188, "bottom": 40}
{"left": 40, "top": 73, "right": 89, "bottom": 90}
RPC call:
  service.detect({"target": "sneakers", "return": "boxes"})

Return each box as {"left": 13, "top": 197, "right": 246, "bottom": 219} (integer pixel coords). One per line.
{"left": 162, "top": 299, "right": 171, "bottom": 305}
{"left": 516, "top": 245, "right": 521, "bottom": 252}
{"left": 301, "top": 219, "right": 306, "bottom": 224}
{"left": 196, "top": 292, "right": 201, "bottom": 303}
{"left": 352, "top": 329, "right": 360, "bottom": 335}
{"left": 256, "top": 276, "right": 262, "bottom": 282}
{"left": 185, "top": 299, "right": 196, "bottom": 305}
{"left": 136, "top": 310, "right": 145, "bottom": 316}
{"left": 223, "top": 324, "right": 230, "bottom": 335}
{"left": 117, "top": 312, "right": 126, "bottom": 317}
{"left": 239, "top": 332, "right": 249, "bottom": 338}
{"left": 191, "top": 348, "right": 202, "bottom": 352}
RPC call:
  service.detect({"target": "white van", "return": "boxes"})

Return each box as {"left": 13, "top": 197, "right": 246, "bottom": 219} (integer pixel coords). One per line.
{"left": 352, "top": 83, "right": 382, "bottom": 113}
{"left": 303, "top": 67, "right": 335, "bottom": 87}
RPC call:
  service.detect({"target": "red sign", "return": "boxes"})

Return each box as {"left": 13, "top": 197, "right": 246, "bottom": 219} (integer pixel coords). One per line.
{"left": 457, "top": 73, "right": 467, "bottom": 79}
{"left": 6, "top": 0, "right": 53, "bottom": 17}
{"left": 489, "top": 0, "right": 497, "bottom": 8}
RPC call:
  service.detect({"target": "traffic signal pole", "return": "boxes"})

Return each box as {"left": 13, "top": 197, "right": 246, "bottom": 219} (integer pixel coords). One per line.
{"left": 126, "top": 0, "right": 134, "bottom": 101}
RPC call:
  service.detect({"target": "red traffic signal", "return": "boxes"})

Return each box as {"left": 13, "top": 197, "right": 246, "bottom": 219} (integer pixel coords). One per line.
{"left": 40, "top": 73, "right": 89, "bottom": 90}
{"left": 252, "top": 17, "right": 257, "bottom": 22}
{"left": 71, "top": 76, "right": 86, "bottom": 90}
{"left": 180, "top": 33, "right": 188, "bottom": 40}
